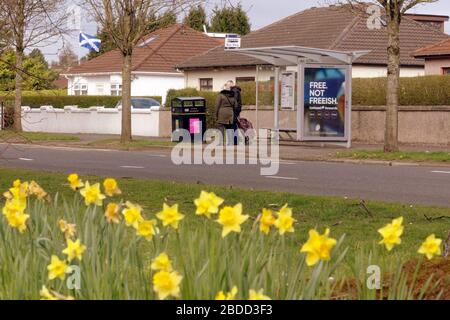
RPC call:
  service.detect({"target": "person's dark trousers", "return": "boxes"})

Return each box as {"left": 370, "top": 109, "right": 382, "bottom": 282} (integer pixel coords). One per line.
{"left": 233, "top": 121, "right": 239, "bottom": 145}
{"left": 217, "top": 124, "right": 234, "bottom": 146}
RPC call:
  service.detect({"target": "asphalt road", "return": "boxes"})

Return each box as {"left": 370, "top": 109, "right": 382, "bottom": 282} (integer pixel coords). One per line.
{"left": 0, "top": 143, "right": 449, "bottom": 207}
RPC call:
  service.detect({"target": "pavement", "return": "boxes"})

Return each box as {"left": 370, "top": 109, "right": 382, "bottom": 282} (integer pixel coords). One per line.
{"left": 0, "top": 142, "right": 449, "bottom": 208}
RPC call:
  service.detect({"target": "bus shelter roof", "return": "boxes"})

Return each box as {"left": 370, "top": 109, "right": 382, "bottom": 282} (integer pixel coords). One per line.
{"left": 229, "top": 46, "right": 370, "bottom": 66}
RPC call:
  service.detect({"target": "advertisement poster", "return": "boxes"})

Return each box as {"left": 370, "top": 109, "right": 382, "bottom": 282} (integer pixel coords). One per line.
{"left": 280, "top": 72, "right": 295, "bottom": 110}
{"left": 303, "top": 67, "right": 346, "bottom": 138}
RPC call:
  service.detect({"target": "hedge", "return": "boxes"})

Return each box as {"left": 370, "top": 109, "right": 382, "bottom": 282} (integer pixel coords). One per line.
{"left": 0, "top": 95, "right": 162, "bottom": 108}
{"left": 352, "top": 76, "right": 450, "bottom": 106}
{"left": 167, "top": 75, "right": 450, "bottom": 108}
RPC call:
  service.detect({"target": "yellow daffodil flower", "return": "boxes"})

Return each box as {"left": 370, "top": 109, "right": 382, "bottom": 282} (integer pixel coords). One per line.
{"left": 260, "top": 208, "right": 276, "bottom": 235}
{"left": 40, "top": 286, "right": 57, "bottom": 300}
{"left": 67, "top": 173, "right": 84, "bottom": 191}
{"left": 151, "top": 252, "right": 173, "bottom": 272}
{"left": 378, "top": 217, "right": 404, "bottom": 251}
{"left": 62, "top": 239, "right": 87, "bottom": 262}
{"left": 104, "top": 202, "right": 121, "bottom": 224}
{"left": 58, "top": 219, "right": 77, "bottom": 239}
{"left": 4, "top": 209, "right": 29, "bottom": 233}
{"left": 28, "top": 181, "right": 47, "bottom": 200}
{"left": 152, "top": 270, "right": 183, "bottom": 300}
{"left": 248, "top": 289, "right": 271, "bottom": 300}
{"left": 79, "top": 181, "right": 106, "bottom": 206}
{"left": 136, "top": 219, "right": 158, "bottom": 241}
{"left": 216, "top": 286, "right": 238, "bottom": 300}
{"left": 103, "top": 178, "right": 121, "bottom": 197}
{"left": 122, "top": 201, "right": 144, "bottom": 229}
{"left": 300, "top": 228, "right": 337, "bottom": 267}
{"left": 418, "top": 234, "right": 442, "bottom": 260}
{"left": 47, "top": 255, "right": 71, "bottom": 281}
{"left": 194, "top": 191, "right": 224, "bottom": 218}
{"left": 274, "top": 204, "right": 296, "bottom": 235}
{"left": 216, "top": 203, "right": 248, "bottom": 238}
{"left": 156, "top": 203, "right": 185, "bottom": 229}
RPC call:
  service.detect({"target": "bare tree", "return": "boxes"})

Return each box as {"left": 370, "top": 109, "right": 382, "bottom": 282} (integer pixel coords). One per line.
{"left": 0, "top": 0, "right": 69, "bottom": 132}
{"left": 330, "top": 0, "right": 439, "bottom": 152}
{"left": 83, "top": 0, "right": 201, "bottom": 143}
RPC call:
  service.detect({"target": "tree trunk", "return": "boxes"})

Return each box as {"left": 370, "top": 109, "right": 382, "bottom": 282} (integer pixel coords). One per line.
{"left": 121, "top": 53, "right": 132, "bottom": 143}
{"left": 13, "top": 48, "right": 24, "bottom": 132}
{"left": 384, "top": 11, "right": 400, "bottom": 152}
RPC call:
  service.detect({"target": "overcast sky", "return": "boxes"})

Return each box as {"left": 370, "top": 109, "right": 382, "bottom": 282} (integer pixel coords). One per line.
{"left": 43, "top": 0, "right": 450, "bottom": 62}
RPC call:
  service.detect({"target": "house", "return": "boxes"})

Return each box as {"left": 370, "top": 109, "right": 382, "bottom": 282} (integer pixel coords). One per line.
{"left": 414, "top": 38, "right": 450, "bottom": 75}
{"left": 178, "top": 5, "right": 449, "bottom": 91}
{"left": 64, "top": 24, "right": 221, "bottom": 103}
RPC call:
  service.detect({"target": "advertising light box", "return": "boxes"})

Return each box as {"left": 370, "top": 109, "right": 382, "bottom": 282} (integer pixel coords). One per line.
{"left": 303, "top": 67, "right": 347, "bottom": 139}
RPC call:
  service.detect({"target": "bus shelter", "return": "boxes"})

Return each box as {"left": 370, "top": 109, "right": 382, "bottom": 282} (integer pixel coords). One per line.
{"left": 229, "top": 46, "right": 369, "bottom": 148}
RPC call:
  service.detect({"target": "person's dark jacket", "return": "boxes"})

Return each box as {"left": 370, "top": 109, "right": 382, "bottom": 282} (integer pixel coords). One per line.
{"left": 215, "top": 90, "right": 236, "bottom": 125}
{"left": 231, "top": 86, "right": 242, "bottom": 118}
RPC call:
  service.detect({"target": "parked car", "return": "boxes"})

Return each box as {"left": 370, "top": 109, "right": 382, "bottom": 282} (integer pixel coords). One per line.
{"left": 115, "top": 98, "right": 161, "bottom": 109}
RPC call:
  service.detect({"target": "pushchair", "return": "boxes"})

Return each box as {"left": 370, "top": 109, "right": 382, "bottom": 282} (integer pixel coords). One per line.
{"left": 236, "top": 117, "right": 255, "bottom": 145}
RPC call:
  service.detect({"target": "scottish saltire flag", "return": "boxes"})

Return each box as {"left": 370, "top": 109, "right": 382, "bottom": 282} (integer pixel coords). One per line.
{"left": 79, "top": 33, "right": 101, "bottom": 52}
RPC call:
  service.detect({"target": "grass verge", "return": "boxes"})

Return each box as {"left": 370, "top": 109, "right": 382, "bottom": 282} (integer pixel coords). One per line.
{"left": 0, "top": 131, "right": 80, "bottom": 142}
{"left": 88, "top": 138, "right": 176, "bottom": 149}
{"left": 1, "top": 167, "right": 448, "bottom": 258}
{"left": 336, "top": 150, "right": 450, "bottom": 163}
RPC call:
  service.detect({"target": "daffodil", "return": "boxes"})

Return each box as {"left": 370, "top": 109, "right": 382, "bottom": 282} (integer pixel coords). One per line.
{"left": 122, "top": 201, "right": 144, "bottom": 229}
{"left": 104, "top": 202, "right": 120, "bottom": 224}
{"left": 9, "top": 180, "right": 29, "bottom": 201}
{"left": 79, "top": 181, "right": 106, "bottom": 206}
{"left": 47, "top": 255, "right": 70, "bottom": 281}
{"left": 4, "top": 209, "right": 29, "bottom": 233}
{"left": 194, "top": 191, "right": 224, "bottom": 218}
{"left": 260, "top": 208, "right": 275, "bottom": 235}
{"left": 28, "top": 181, "right": 47, "bottom": 200}
{"left": 378, "top": 217, "right": 404, "bottom": 251}
{"left": 67, "top": 173, "right": 83, "bottom": 191}
{"left": 103, "top": 178, "right": 121, "bottom": 197}
{"left": 62, "top": 239, "right": 87, "bottom": 262}
{"left": 40, "top": 286, "right": 57, "bottom": 300}
{"left": 58, "top": 219, "right": 77, "bottom": 239}
{"left": 40, "top": 286, "right": 74, "bottom": 300}
{"left": 136, "top": 219, "right": 158, "bottom": 241}
{"left": 300, "top": 228, "right": 337, "bottom": 267}
{"left": 152, "top": 270, "right": 183, "bottom": 300}
{"left": 418, "top": 234, "right": 442, "bottom": 260}
{"left": 215, "top": 286, "right": 238, "bottom": 300}
{"left": 248, "top": 289, "right": 271, "bottom": 300}
{"left": 274, "top": 204, "right": 296, "bottom": 235}
{"left": 156, "top": 203, "right": 184, "bottom": 229}
{"left": 216, "top": 203, "right": 248, "bottom": 238}
{"left": 151, "top": 252, "right": 173, "bottom": 272}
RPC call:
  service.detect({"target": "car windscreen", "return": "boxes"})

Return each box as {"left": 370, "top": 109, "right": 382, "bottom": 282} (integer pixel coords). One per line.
{"left": 131, "top": 99, "right": 160, "bottom": 109}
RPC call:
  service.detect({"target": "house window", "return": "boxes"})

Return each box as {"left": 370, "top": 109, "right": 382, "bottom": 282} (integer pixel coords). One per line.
{"left": 96, "top": 84, "right": 105, "bottom": 95}
{"left": 74, "top": 84, "right": 88, "bottom": 96}
{"left": 443, "top": 68, "right": 450, "bottom": 75}
{"left": 236, "top": 77, "right": 255, "bottom": 85}
{"left": 111, "top": 84, "right": 122, "bottom": 96}
{"left": 199, "top": 78, "right": 213, "bottom": 91}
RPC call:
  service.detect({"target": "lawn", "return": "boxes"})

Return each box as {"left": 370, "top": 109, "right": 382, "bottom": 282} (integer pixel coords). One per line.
{"left": 1, "top": 167, "right": 449, "bottom": 299}
{"left": 0, "top": 131, "right": 80, "bottom": 142}
{"left": 336, "top": 150, "right": 450, "bottom": 163}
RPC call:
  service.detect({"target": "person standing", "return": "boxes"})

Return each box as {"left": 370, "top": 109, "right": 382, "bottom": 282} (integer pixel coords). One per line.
{"left": 215, "top": 82, "right": 236, "bottom": 145}
{"left": 226, "top": 80, "right": 242, "bottom": 145}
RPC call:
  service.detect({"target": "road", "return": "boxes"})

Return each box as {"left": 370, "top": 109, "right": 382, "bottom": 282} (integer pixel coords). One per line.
{"left": 0, "top": 143, "right": 449, "bottom": 207}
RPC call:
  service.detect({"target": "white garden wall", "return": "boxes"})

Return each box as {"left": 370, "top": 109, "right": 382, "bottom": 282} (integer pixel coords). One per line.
{"left": 19, "top": 106, "right": 163, "bottom": 137}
